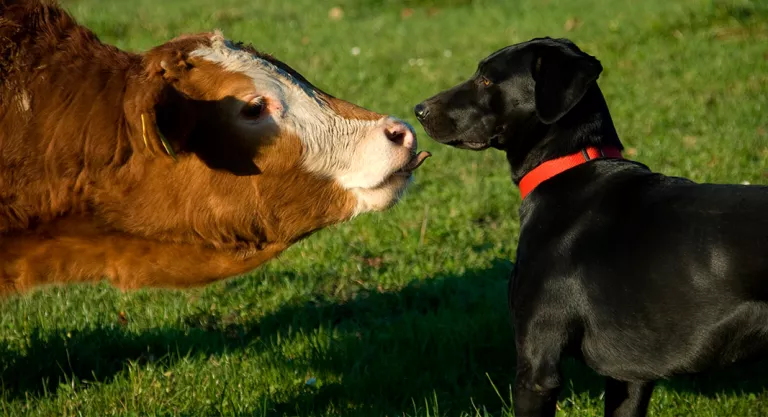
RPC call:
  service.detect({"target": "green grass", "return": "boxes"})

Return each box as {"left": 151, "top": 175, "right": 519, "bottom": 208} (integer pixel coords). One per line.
{"left": 2, "top": 0, "right": 768, "bottom": 415}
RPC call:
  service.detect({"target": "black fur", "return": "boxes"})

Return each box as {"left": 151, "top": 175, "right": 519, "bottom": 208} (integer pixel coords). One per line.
{"left": 414, "top": 37, "right": 768, "bottom": 417}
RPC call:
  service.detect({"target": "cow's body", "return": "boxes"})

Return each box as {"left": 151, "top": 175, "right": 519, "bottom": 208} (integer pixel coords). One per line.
{"left": 0, "top": 0, "right": 428, "bottom": 293}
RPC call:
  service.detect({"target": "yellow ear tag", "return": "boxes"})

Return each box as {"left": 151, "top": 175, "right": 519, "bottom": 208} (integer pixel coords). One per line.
{"left": 141, "top": 113, "right": 150, "bottom": 149}
{"left": 141, "top": 113, "right": 177, "bottom": 161}
{"left": 156, "top": 129, "right": 177, "bottom": 161}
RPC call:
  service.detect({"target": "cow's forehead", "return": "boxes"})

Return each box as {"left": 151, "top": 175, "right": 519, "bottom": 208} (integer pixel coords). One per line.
{"left": 189, "top": 32, "right": 320, "bottom": 102}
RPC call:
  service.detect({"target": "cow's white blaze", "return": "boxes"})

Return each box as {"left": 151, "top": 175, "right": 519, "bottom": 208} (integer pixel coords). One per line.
{"left": 189, "top": 32, "right": 412, "bottom": 214}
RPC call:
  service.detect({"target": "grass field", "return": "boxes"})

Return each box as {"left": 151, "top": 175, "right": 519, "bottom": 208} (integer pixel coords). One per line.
{"left": 2, "top": 0, "right": 768, "bottom": 415}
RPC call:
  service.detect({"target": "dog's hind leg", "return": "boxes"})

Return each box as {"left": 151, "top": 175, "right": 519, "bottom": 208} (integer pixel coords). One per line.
{"left": 513, "top": 339, "right": 563, "bottom": 417}
{"left": 604, "top": 377, "right": 655, "bottom": 417}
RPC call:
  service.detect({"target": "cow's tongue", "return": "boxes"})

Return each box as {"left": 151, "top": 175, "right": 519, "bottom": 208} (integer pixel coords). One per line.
{"left": 403, "top": 151, "right": 431, "bottom": 172}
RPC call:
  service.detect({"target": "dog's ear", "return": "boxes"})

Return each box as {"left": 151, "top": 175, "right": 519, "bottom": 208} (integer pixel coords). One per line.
{"left": 532, "top": 39, "right": 602, "bottom": 124}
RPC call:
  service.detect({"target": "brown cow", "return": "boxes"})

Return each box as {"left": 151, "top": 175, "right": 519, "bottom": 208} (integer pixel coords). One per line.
{"left": 0, "top": 0, "right": 430, "bottom": 294}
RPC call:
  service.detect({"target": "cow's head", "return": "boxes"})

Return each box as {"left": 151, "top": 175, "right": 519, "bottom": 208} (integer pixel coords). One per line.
{"left": 133, "top": 32, "right": 429, "bottom": 244}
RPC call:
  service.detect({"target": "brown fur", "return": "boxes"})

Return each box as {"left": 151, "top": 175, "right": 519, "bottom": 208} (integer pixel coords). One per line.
{"left": 0, "top": 0, "right": 379, "bottom": 294}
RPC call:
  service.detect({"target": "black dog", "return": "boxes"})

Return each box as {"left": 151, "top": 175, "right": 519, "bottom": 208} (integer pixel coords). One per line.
{"left": 414, "top": 37, "right": 768, "bottom": 417}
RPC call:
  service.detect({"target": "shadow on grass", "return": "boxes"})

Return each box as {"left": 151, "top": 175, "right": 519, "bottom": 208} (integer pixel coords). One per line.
{"left": 0, "top": 259, "right": 522, "bottom": 413}
{"left": 2, "top": 258, "right": 768, "bottom": 414}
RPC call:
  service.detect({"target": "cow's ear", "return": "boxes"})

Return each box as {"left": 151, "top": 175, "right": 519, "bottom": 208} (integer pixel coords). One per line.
{"left": 532, "top": 39, "right": 602, "bottom": 124}
{"left": 146, "top": 86, "right": 195, "bottom": 161}
{"left": 132, "top": 57, "right": 195, "bottom": 160}
{"left": 145, "top": 49, "right": 193, "bottom": 82}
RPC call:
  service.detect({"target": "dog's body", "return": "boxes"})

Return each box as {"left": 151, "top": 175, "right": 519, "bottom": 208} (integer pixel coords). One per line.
{"left": 415, "top": 38, "right": 768, "bottom": 416}
{"left": 514, "top": 161, "right": 768, "bottom": 416}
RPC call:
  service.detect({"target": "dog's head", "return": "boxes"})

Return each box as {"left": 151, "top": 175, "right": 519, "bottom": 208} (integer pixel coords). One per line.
{"left": 414, "top": 37, "right": 603, "bottom": 153}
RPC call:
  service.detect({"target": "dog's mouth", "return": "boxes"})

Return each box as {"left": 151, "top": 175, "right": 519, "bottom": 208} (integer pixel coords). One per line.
{"left": 426, "top": 123, "right": 504, "bottom": 151}
{"left": 426, "top": 127, "right": 489, "bottom": 150}
{"left": 446, "top": 140, "right": 491, "bottom": 150}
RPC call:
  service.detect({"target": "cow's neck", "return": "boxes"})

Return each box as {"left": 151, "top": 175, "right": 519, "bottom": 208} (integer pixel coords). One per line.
{"left": 0, "top": 228, "right": 291, "bottom": 293}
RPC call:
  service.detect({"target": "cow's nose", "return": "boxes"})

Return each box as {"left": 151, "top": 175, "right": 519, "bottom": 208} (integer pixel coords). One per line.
{"left": 384, "top": 119, "right": 416, "bottom": 150}
{"left": 414, "top": 103, "right": 429, "bottom": 120}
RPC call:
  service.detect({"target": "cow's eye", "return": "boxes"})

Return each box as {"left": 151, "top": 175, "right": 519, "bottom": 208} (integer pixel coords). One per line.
{"left": 241, "top": 97, "right": 266, "bottom": 119}
{"left": 478, "top": 76, "right": 492, "bottom": 87}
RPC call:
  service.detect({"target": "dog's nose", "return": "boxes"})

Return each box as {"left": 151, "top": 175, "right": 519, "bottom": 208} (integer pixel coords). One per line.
{"left": 414, "top": 103, "right": 429, "bottom": 121}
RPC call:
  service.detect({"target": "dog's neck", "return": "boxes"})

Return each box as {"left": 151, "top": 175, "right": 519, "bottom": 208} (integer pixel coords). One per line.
{"left": 503, "top": 85, "right": 624, "bottom": 184}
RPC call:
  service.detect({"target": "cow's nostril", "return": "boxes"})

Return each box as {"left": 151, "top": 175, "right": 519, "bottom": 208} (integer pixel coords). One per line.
{"left": 385, "top": 122, "right": 416, "bottom": 149}
{"left": 385, "top": 126, "right": 403, "bottom": 143}
{"left": 414, "top": 103, "right": 429, "bottom": 120}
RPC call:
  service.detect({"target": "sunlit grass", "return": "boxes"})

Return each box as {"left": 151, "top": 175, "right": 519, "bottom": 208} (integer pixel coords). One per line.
{"left": 1, "top": 0, "right": 767, "bottom": 415}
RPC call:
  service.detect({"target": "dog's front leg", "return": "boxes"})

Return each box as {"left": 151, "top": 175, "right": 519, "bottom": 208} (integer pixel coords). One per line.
{"left": 604, "top": 377, "right": 655, "bottom": 417}
{"left": 513, "top": 345, "right": 562, "bottom": 417}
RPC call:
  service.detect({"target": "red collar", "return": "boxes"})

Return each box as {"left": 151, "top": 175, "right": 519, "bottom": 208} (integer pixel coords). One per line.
{"left": 518, "top": 146, "right": 623, "bottom": 199}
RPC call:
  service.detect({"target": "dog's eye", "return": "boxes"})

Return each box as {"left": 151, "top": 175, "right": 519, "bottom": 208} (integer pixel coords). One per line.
{"left": 479, "top": 76, "right": 492, "bottom": 87}
{"left": 241, "top": 97, "right": 266, "bottom": 120}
